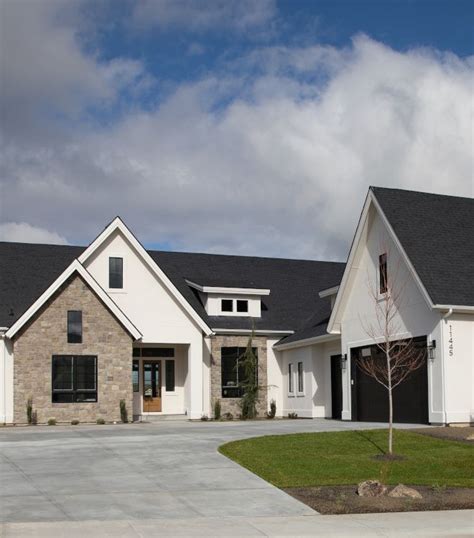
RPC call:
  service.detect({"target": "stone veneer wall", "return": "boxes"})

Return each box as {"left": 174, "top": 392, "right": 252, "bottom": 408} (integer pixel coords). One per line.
{"left": 210, "top": 335, "right": 268, "bottom": 418}
{"left": 13, "top": 274, "right": 133, "bottom": 424}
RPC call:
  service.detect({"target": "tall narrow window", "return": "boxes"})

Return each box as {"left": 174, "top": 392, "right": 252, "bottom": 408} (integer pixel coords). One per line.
{"left": 297, "top": 362, "right": 304, "bottom": 393}
{"left": 109, "top": 257, "right": 123, "bottom": 289}
{"left": 67, "top": 311, "right": 82, "bottom": 343}
{"left": 165, "top": 360, "right": 175, "bottom": 392}
{"left": 288, "top": 363, "right": 294, "bottom": 394}
{"left": 379, "top": 253, "right": 388, "bottom": 294}
{"left": 132, "top": 360, "right": 139, "bottom": 392}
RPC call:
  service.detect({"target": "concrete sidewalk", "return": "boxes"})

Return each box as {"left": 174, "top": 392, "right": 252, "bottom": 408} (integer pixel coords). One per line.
{"left": 1, "top": 510, "right": 473, "bottom": 537}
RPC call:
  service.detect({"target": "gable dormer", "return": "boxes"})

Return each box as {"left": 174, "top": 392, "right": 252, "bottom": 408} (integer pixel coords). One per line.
{"left": 185, "top": 281, "right": 270, "bottom": 318}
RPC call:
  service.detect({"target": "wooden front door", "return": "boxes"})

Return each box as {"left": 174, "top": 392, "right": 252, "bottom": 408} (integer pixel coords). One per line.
{"left": 143, "top": 360, "right": 162, "bottom": 412}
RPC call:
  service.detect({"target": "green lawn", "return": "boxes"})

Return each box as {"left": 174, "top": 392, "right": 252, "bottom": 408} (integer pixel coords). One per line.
{"left": 219, "top": 430, "right": 473, "bottom": 488}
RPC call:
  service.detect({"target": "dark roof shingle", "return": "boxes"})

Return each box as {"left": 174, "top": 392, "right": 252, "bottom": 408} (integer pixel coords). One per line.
{"left": 372, "top": 187, "right": 474, "bottom": 307}
{"left": 0, "top": 242, "right": 344, "bottom": 332}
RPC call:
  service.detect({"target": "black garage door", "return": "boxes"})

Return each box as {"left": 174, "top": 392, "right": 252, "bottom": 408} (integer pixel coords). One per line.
{"left": 350, "top": 337, "right": 429, "bottom": 424}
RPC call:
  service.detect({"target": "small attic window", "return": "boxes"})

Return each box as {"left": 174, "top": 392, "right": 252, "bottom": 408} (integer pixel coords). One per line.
{"left": 221, "top": 299, "right": 233, "bottom": 312}
{"left": 237, "top": 300, "right": 248, "bottom": 313}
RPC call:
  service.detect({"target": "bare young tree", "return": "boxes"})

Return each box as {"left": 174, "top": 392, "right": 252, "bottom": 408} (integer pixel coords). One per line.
{"left": 357, "top": 241, "right": 426, "bottom": 455}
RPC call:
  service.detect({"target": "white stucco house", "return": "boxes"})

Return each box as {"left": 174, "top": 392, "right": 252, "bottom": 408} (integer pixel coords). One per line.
{"left": 0, "top": 187, "right": 473, "bottom": 425}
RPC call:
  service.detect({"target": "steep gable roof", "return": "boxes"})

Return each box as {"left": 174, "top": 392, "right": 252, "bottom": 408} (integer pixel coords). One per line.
{"left": 371, "top": 187, "right": 474, "bottom": 307}
{"left": 0, "top": 241, "right": 344, "bottom": 334}
{"left": 5, "top": 260, "right": 142, "bottom": 340}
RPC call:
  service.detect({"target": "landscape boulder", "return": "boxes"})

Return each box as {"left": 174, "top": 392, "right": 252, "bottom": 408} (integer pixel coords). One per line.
{"left": 388, "top": 484, "right": 422, "bottom": 499}
{"left": 357, "top": 480, "right": 387, "bottom": 497}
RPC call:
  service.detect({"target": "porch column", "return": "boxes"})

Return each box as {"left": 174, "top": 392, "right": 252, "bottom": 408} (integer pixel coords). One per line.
{"left": 187, "top": 338, "right": 203, "bottom": 419}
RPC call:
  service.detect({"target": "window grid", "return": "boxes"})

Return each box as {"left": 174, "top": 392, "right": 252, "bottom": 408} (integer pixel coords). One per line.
{"left": 52, "top": 355, "right": 97, "bottom": 403}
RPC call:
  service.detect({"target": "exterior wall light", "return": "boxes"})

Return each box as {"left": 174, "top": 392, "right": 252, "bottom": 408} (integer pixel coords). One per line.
{"left": 428, "top": 340, "right": 436, "bottom": 361}
{"left": 340, "top": 354, "right": 348, "bottom": 370}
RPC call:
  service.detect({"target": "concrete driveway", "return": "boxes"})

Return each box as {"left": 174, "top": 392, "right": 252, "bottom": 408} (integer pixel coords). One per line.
{"left": 1, "top": 419, "right": 472, "bottom": 536}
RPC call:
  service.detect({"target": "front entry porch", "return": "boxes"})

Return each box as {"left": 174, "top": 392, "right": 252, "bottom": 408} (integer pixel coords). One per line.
{"left": 132, "top": 345, "right": 188, "bottom": 420}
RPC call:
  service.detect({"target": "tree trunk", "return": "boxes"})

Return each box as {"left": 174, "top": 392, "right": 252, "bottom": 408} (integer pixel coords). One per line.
{"left": 386, "top": 349, "right": 393, "bottom": 454}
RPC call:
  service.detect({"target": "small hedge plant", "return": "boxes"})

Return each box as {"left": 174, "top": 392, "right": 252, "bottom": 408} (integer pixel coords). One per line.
{"left": 120, "top": 399, "right": 128, "bottom": 423}
{"left": 47, "top": 418, "right": 56, "bottom": 426}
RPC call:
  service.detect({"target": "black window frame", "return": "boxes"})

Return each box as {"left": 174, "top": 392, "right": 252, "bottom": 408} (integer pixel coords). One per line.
{"left": 221, "top": 346, "right": 258, "bottom": 398}
{"left": 288, "top": 363, "right": 294, "bottom": 393}
{"left": 132, "top": 359, "right": 140, "bottom": 393}
{"left": 109, "top": 257, "right": 123, "bottom": 289}
{"left": 236, "top": 300, "right": 248, "bottom": 313}
{"left": 379, "top": 253, "right": 388, "bottom": 294}
{"left": 67, "top": 310, "right": 82, "bottom": 344}
{"left": 221, "top": 299, "right": 233, "bottom": 312}
{"left": 52, "top": 355, "right": 97, "bottom": 403}
{"left": 165, "top": 359, "right": 175, "bottom": 392}
{"left": 297, "top": 361, "right": 304, "bottom": 393}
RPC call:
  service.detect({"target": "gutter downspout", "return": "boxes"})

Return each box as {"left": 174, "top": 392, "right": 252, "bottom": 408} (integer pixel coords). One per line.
{"left": 0, "top": 330, "right": 7, "bottom": 425}
{"left": 440, "top": 309, "right": 453, "bottom": 425}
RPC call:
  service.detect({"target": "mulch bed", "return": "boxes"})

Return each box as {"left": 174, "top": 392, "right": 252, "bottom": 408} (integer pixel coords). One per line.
{"left": 284, "top": 485, "right": 474, "bottom": 514}
{"left": 413, "top": 426, "right": 474, "bottom": 444}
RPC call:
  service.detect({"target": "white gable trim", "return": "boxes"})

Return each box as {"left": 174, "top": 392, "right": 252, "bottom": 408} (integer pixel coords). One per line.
{"left": 186, "top": 280, "right": 271, "bottom": 296}
{"left": 328, "top": 189, "right": 435, "bottom": 334}
{"left": 77, "top": 217, "right": 213, "bottom": 336}
{"left": 5, "top": 260, "right": 142, "bottom": 340}
{"left": 273, "top": 333, "right": 340, "bottom": 351}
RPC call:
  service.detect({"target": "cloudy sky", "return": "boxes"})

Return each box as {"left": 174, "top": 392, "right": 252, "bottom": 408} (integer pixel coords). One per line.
{"left": 0, "top": 0, "right": 472, "bottom": 260}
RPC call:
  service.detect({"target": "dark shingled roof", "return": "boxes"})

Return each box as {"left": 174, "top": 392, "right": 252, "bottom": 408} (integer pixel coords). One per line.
{"left": 372, "top": 187, "right": 474, "bottom": 307}
{"left": 278, "top": 187, "right": 474, "bottom": 347}
{"left": 0, "top": 241, "right": 344, "bottom": 333}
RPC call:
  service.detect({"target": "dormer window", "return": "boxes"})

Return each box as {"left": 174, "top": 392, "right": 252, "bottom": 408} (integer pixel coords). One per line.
{"left": 186, "top": 280, "right": 270, "bottom": 318}
{"left": 221, "top": 299, "right": 233, "bottom": 312}
{"left": 237, "top": 300, "right": 248, "bottom": 313}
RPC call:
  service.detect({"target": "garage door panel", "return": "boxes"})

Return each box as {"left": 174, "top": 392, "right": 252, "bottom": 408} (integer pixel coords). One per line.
{"left": 351, "top": 337, "right": 429, "bottom": 424}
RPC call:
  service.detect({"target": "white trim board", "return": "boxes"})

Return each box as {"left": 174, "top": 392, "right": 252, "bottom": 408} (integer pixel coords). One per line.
{"left": 328, "top": 189, "right": 436, "bottom": 334}
{"left": 186, "top": 280, "right": 271, "bottom": 296}
{"left": 5, "top": 260, "right": 142, "bottom": 340}
{"left": 273, "top": 333, "right": 340, "bottom": 351}
{"left": 77, "top": 217, "right": 213, "bottom": 336}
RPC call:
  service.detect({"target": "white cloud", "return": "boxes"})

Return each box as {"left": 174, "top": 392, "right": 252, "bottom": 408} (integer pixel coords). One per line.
{"left": 131, "top": 0, "right": 277, "bottom": 33}
{"left": 0, "top": 0, "right": 148, "bottom": 140}
{"left": 0, "top": 222, "right": 68, "bottom": 245}
{"left": 0, "top": 4, "right": 472, "bottom": 261}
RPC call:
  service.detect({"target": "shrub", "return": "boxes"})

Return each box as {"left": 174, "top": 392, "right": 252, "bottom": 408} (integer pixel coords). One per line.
{"left": 120, "top": 399, "right": 128, "bottom": 423}
{"left": 26, "top": 397, "right": 37, "bottom": 425}
{"left": 96, "top": 418, "right": 105, "bottom": 425}
{"left": 222, "top": 412, "right": 233, "bottom": 421}
{"left": 47, "top": 418, "right": 56, "bottom": 426}
{"left": 71, "top": 419, "right": 79, "bottom": 425}
{"left": 214, "top": 399, "right": 221, "bottom": 420}
{"left": 26, "top": 397, "right": 33, "bottom": 424}
{"left": 288, "top": 412, "right": 298, "bottom": 419}
{"left": 266, "top": 399, "right": 276, "bottom": 419}
{"left": 201, "top": 414, "right": 209, "bottom": 421}
{"left": 239, "top": 336, "right": 259, "bottom": 419}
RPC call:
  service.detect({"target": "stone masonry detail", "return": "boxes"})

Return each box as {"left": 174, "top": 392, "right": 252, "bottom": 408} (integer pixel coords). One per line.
{"left": 13, "top": 274, "right": 133, "bottom": 424}
{"left": 210, "top": 335, "right": 268, "bottom": 418}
